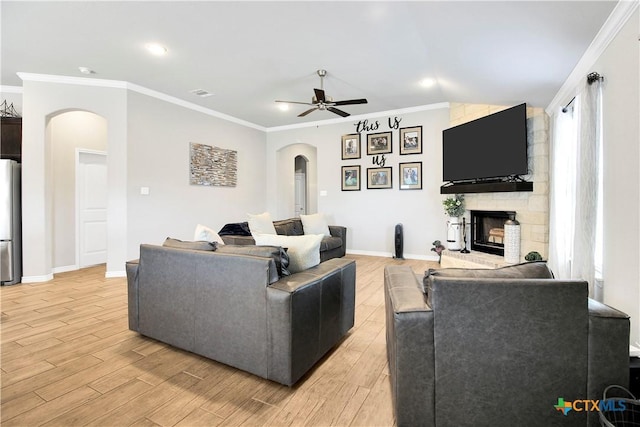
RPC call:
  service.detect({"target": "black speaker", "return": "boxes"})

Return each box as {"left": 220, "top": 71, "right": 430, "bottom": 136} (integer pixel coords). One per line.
{"left": 394, "top": 223, "right": 404, "bottom": 259}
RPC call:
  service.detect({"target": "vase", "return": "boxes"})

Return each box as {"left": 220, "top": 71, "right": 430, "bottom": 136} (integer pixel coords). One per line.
{"left": 446, "top": 216, "right": 462, "bottom": 251}
{"left": 504, "top": 215, "right": 520, "bottom": 264}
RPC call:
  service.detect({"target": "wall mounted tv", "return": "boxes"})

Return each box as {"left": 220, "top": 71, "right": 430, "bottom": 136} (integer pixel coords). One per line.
{"left": 442, "top": 103, "right": 530, "bottom": 193}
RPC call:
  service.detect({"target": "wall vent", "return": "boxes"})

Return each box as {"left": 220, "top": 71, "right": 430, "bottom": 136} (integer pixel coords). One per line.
{"left": 190, "top": 89, "right": 214, "bottom": 97}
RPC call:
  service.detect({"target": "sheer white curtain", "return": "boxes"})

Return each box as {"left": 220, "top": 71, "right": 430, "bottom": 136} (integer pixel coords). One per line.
{"left": 549, "top": 77, "right": 603, "bottom": 299}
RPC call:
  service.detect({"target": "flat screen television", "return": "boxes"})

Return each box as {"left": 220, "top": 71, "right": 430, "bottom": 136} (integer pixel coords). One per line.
{"left": 442, "top": 103, "right": 528, "bottom": 183}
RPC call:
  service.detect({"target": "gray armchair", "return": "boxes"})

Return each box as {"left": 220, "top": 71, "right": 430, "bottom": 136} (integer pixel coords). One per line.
{"left": 384, "top": 262, "right": 630, "bottom": 427}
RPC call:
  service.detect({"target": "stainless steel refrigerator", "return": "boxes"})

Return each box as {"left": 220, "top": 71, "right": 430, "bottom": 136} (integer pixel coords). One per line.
{"left": 1, "top": 159, "right": 21, "bottom": 285}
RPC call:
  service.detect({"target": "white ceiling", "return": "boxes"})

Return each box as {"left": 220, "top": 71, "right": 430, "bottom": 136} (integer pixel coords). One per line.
{"left": 1, "top": 1, "right": 617, "bottom": 128}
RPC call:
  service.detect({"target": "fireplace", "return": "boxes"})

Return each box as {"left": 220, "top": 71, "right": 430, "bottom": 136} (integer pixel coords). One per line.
{"left": 470, "top": 210, "right": 515, "bottom": 256}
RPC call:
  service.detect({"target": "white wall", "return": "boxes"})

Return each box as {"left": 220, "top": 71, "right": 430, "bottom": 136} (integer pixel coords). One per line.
{"left": 20, "top": 79, "right": 128, "bottom": 280}
{"left": 591, "top": 8, "right": 639, "bottom": 345}
{"left": 267, "top": 105, "right": 450, "bottom": 259}
{"left": 49, "top": 111, "right": 107, "bottom": 270}
{"left": 126, "top": 91, "right": 268, "bottom": 260}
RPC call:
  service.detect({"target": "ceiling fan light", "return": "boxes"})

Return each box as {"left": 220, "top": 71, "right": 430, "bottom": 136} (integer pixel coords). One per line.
{"left": 278, "top": 103, "right": 289, "bottom": 111}
{"left": 145, "top": 43, "right": 168, "bottom": 56}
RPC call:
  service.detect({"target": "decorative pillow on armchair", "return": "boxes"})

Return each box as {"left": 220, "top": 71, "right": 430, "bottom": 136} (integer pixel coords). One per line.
{"left": 217, "top": 244, "right": 290, "bottom": 278}
{"left": 253, "top": 233, "right": 323, "bottom": 273}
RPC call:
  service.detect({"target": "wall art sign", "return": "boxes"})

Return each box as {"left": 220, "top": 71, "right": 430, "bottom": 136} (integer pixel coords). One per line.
{"left": 367, "top": 131, "right": 392, "bottom": 155}
{"left": 400, "top": 126, "right": 422, "bottom": 155}
{"left": 399, "top": 161, "right": 422, "bottom": 190}
{"left": 341, "top": 165, "right": 361, "bottom": 191}
{"left": 367, "top": 166, "right": 392, "bottom": 189}
{"left": 189, "top": 142, "right": 237, "bottom": 187}
{"left": 341, "top": 134, "right": 361, "bottom": 159}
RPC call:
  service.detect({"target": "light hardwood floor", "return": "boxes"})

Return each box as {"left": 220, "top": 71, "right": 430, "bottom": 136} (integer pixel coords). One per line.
{"left": 1, "top": 255, "right": 437, "bottom": 426}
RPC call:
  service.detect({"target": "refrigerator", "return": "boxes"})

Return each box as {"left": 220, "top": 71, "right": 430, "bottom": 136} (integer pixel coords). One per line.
{"left": 1, "top": 159, "right": 21, "bottom": 285}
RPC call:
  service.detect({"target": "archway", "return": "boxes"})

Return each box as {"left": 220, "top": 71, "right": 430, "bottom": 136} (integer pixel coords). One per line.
{"left": 47, "top": 110, "right": 107, "bottom": 272}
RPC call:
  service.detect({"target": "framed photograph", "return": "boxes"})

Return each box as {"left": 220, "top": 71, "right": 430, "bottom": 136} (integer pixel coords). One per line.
{"left": 367, "top": 132, "right": 392, "bottom": 155}
{"left": 341, "top": 134, "right": 361, "bottom": 160}
{"left": 399, "top": 161, "right": 422, "bottom": 190}
{"left": 341, "top": 165, "right": 361, "bottom": 191}
{"left": 400, "top": 126, "right": 422, "bottom": 155}
{"left": 367, "top": 167, "right": 392, "bottom": 189}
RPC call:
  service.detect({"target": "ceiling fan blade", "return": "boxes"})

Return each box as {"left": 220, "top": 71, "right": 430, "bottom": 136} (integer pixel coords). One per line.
{"left": 298, "top": 107, "right": 318, "bottom": 117}
{"left": 314, "top": 88, "right": 326, "bottom": 103}
{"left": 327, "top": 107, "right": 350, "bottom": 117}
{"left": 275, "top": 100, "right": 315, "bottom": 106}
{"left": 333, "top": 98, "right": 368, "bottom": 106}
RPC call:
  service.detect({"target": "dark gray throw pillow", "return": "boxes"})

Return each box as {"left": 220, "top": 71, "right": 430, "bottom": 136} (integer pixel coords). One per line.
{"left": 216, "top": 244, "right": 291, "bottom": 278}
{"left": 422, "top": 261, "right": 554, "bottom": 303}
{"left": 163, "top": 237, "right": 217, "bottom": 251}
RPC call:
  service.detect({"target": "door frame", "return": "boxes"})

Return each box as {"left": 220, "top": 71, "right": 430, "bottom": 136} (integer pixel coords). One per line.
{"left": 75, "top": 148, "right": 108, "bottom": 269}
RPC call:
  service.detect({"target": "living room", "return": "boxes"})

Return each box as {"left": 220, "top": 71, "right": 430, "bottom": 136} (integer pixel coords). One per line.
{"left": 1, "top": 1, "right": 639, "bottom": 425}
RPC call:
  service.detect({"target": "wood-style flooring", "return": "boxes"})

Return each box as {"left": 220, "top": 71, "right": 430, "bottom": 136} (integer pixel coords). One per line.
{"left": 1, "top": 255, "right": 437, "bottom": 426}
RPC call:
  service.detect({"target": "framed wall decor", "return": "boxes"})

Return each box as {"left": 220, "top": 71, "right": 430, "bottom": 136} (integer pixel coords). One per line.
{"left": 367, "top": 131, "right": 392, "bottom": 155}
{"left": 341, "top": 134, "right": 361, "bottom": 160}
{"left": 400, "top": 126, "right": 422, "bottom": 155}
{"left": 399, "top": 161, "right": 422, "bottom": 190}
{"left": 367, "top": 166, "right": 392, "bottom": 189}
{"left": 341, "top": 165, "right": 361, "bottom": 191}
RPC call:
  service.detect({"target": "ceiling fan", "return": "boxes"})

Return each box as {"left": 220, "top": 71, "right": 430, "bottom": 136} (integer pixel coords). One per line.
{"left": 276, "top": 69, "right": 368, "bottom": 117}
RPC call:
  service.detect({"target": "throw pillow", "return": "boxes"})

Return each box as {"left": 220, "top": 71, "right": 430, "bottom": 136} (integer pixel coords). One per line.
{"left": 194, "top": 224, "right": 225, "bottom": 245}
{"left": 248, "top": 212, "right": 277, "bottom": 236}
{"left": 300, "top": 213, "right": 331, "bottom": 237}
{"left": 253, "top": 233, "right": 323, "bottom": 273}
{"left": 216, "top": 244, "right": 290, "bottom": 278}
{"left": 163, "top": 237, "right": 217, "bottom": 251}
{"left": 422, "top": 261, "right": 554, "bottom": 304}
{"left": 217, "top": 222, "right": 251, "bottom": 236}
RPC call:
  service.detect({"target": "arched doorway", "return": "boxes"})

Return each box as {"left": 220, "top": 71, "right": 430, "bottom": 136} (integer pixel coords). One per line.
{"left": 47, "top": 110, "right": 107, "bottom": 272}
{"left": 294, "top": 155, "right": 308, "bottom": 217}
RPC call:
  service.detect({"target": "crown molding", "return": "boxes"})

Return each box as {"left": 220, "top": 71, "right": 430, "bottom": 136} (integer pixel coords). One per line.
{"left": 0, "top": 85, "right": 23, "bottom": 94}
{"left": 546, "top": 0, "right": 639, "bottom": 115}
{"left": 265, "top": 102, "right": 450, "bottom": 133}
{"left": 16, "top": 72, "right": 267, "bottom": 131}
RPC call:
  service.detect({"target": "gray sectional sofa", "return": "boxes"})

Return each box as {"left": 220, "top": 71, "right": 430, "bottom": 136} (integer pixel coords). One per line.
{"left": 219, "top": 217, "right": 346, "bottom": 262}
{"left": 384, "top": 262, "right": 630, "bottom": 427}
{"left": 127, "top": 243, "right": 356, "bottom": 386}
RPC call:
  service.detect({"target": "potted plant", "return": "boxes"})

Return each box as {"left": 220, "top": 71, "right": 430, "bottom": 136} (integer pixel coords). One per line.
{"left": 442, "top": 194, "right": 465, "bottom": 250}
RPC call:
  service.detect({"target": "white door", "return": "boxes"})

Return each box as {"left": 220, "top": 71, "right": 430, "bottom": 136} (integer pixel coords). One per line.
{"left": 294, "top": 172, "right": 306, "bottom": 217}
{"left": 78, "top": 152, "right": 107, "bottom": 267}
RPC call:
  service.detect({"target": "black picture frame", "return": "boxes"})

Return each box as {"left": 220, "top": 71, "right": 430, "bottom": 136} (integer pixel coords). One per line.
{"left": 399, "top": 161, "right": 422, "bottom": 190}
{"left": 367, "top": 132, "right": 392, "bottom": 155}
{"left": 367, "top": 166, "right": 392, "bottom": 189}
{"left": 342, "top": 165, "right": 361, "bottom": 191}
{"left": 399, "top": 126, "right": 422, "bottom": 155}
{"left": 341, "top": 134, "right": 361, "bottom": 160}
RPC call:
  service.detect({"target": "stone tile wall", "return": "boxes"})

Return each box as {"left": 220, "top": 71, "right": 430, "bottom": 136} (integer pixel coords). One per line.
{"left": 449, "top": 103, "right": 550, "bottom": 261}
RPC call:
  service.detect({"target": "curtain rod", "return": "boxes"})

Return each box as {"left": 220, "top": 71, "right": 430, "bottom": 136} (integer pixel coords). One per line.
{"left": 562, "top": 72, "right": 604, "bottom": 113}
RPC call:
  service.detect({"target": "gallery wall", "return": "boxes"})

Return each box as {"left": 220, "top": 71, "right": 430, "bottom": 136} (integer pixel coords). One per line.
{"left": 266, "top": 104, "right": 450, "bottom": 259}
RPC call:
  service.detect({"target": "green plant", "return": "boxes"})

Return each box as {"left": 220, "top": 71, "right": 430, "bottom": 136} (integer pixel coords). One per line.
{"left": 442, "top": 194, "right": 465, "bottom": 217}
{"left": 525, "top": 251, "right": 543, "bottom": 261}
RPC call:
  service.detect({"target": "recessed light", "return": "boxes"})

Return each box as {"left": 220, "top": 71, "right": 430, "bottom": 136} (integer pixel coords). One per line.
{"left": 145, "top": 43, "right": 168, "bottom": 56}
{"left": 420, "top": 78, "right": 436, "bottom": 88}
{"left": 78, "top": 66, "right": 95, "bottom": 75}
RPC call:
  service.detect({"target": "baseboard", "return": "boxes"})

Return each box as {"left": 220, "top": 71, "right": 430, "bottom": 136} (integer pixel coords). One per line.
{"left": 346, "top": 249, "right": 439, "bottom": 262}
{"left": 52, "top": 265, "right": 78, "bottom": 274}
{"left": 21, "top": 273, "right": 54, "bottom": 283}
{"left": 105, "top": 270, "right": 126, "bottom": 278}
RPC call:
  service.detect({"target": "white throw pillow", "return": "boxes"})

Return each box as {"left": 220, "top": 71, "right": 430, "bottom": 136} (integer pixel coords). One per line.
{"left": 253, "top": 233, "right": 323, "bottom": 273}
{"left": 247, "top": 212, "right": 277, "bottom": 236}
{"left": 300, "top": 213, "right": 331, "bottom": 237}
{"left": 193, "top": 224, "right": 225, "bottom": 245}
